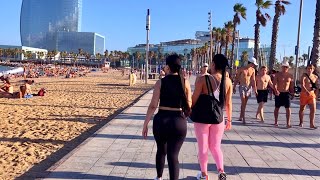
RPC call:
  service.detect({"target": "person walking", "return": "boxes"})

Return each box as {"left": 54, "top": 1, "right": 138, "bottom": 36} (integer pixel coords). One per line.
{"left": 233, "top": 57, "right": 258, "bottom": 124}
{"left": 299, "top": 64, "right": 318, "bottom": 129}
{"left": 142, "top": 54, "right": 192, "bottom": 180}
{"left": 192, "top": 54, "right": 233, "bottom": 180}
{"left": 255, "top": 66, "right": 275, "bottom": 122}
{"left": 273, "top": 61, "right": 294, "bottom": 128}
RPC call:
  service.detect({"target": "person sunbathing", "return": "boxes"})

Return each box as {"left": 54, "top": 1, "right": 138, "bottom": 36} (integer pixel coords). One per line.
{"left": 19, "top": 80, "right": 34, "bottom": 99}
{"left": 0, "top": 78, "right": 16, "bottom": 98}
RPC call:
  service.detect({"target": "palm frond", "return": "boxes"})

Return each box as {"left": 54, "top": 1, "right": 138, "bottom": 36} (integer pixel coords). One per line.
{"left": 258, "top": 14, "right": 267, "bottom": 26}
{"left": 281, "top": 0, "right": 291, "bottom": 5}
{"left": 262, "top": 1, "right": 273, "bottom": 8}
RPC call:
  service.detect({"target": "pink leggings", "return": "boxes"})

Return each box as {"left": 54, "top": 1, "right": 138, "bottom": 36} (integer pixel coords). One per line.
{"left": 194, "top": 122, "right": 225, "bottom": 173}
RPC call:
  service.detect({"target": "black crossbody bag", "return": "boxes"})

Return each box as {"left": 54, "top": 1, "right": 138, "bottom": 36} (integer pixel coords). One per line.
{"left": 304, "top": 73, "right": 317, "bottom": 90}
{"left": 191, "top": 75, "right": 223, "bottom": 124}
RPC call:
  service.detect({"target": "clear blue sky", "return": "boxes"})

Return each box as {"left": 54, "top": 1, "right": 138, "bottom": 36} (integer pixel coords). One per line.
{"left": 0, "top": 0, "right": 316, "bottom": 59}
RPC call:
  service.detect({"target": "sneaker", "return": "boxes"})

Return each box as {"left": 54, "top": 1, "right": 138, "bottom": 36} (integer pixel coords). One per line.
{"left": 154, "top": 177, "right": 162, "bottom": 180}
{"left": 197, "top": 172, "right": 208, "bottom": 180}
{"left": 218, "top": 172, "right": 227, "bottom": 180}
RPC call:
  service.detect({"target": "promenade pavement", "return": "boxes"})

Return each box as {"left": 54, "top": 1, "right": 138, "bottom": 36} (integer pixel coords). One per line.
{"left": 42, "top": 77, "right": 320, "bottom": 180}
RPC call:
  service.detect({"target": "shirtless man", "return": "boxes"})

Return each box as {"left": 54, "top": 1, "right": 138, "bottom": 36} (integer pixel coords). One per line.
{"left": 233, "top": 57, "right": 258, "bottom": 123}
{"left": 299, "top": 64, "right": 318, "bottom": 129}
{"left": 255, "top": 66, "right": 275, "bottom": 122}
{"left": 273, "top": 61, "right": 294, "bottom": 128}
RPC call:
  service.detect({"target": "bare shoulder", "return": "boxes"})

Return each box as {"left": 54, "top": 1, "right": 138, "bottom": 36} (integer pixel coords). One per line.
{"left": 154, "top": 79, "right": 161, "bottom": 89}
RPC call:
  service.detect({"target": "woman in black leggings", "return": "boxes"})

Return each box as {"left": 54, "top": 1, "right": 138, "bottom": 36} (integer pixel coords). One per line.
{"left": 142, "top": 54, "right": 192, "bottom": 180}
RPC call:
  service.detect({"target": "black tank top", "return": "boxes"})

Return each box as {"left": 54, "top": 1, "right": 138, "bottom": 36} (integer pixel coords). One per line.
{"left": 159, "top": 75, "right": 183, "bottom": 108}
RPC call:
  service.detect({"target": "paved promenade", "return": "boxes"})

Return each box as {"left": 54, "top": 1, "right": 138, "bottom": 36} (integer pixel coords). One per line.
{"left": 42, "top": 80, "right": 320, "bottom": 179}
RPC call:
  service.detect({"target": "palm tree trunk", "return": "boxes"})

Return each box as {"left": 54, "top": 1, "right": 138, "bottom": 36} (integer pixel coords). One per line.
{"left": 269, "top": 12, "right": 280, "bottom": 70}
{"left": 254, "top": 21, "right": 260, "bottom": 65}
{"left": 311, "top": 0, "right": 320, "bottom": 66}
{"left": 230, "top": 24, "right": 237, "bottom": 69}
{"left": 225, "top": 41, "right": 229, "bottom": 58}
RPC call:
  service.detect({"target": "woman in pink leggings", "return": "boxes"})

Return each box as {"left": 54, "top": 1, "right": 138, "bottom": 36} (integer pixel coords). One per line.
{"left": 192, "top": 54, "right": 233, "bottom": 180}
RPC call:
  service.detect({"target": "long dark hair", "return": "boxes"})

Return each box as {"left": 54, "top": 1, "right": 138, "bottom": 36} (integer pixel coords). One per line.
{"left": 166, "top": 54, "right": 189, "bottom": 110}
{"left": 213, "top": 54, "right": 229, "bottom": 108}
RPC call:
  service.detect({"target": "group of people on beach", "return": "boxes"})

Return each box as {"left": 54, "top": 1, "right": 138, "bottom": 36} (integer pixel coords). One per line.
{"left": 0, "top": 76, "right": 35, "bottom": 99}
{"left": 234, "top": 57, "right": 318, "bottom": 129}
{"left": 142, "top": 54, "right": 318, "bottom": 180}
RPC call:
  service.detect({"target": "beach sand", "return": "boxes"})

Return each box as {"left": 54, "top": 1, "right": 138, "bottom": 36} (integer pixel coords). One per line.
{"left": 0, "top": 71, "right": 153, "bottom": 179}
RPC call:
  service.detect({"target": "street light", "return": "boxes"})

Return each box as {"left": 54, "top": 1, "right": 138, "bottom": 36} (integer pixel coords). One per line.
{"left": 294, "top": 0, "right": 303, "bottom": 86}
{"left": 208, "top": 11, "right": 212, "bottom": 63}
{"left": 145, "top": 9, "right": 150, "bottom": 84}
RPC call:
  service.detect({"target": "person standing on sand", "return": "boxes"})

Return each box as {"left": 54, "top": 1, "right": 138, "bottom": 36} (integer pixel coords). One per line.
{"left": 142, "top": 54, "right": 192, "bottom": 180}
{"left": 255, "top": 66, "right": 275, "bottom": 122}
{"left": 299, "top": 64, "right": 318, "bottom": 129}
{"left": 233, "top": 57, "right": 258, "bottom": 124}
{"left": 273, "top": 61, "right": 294, "bottom": 128}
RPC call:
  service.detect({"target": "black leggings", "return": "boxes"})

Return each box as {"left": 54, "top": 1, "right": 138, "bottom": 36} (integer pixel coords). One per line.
{"left": 153, "top": 110, "right": 187, "bottom": 180}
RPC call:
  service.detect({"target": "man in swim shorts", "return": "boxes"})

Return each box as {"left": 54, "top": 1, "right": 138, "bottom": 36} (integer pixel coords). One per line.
{"left": 233, "top": 57, "right": 258, "bottom": 124}
{"left": 273, "top": 61, "right": 294, "bottom": 128}
{"left": 299, "top": 64, "right": 318, "bottom": 129}
{"left": 255, "top": 66, "right": 275, "bottom": 122}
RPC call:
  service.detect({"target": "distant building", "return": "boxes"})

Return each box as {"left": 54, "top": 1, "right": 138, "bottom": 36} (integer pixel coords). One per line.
{"left": 20, "top": 0, "right": 105, "bottom": 55}
{"left": 0, "top": 45, "right": 48, "bottom": 60}
{"left": 127, "top": 39, "right": 203, "bottom": 55}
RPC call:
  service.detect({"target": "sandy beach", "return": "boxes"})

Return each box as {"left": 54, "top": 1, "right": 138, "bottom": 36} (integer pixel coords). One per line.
{"left": 0, "top": 70, "right": 152, "bottom": 179}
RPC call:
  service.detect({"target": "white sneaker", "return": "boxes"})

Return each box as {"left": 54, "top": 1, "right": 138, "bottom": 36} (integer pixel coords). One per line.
{"left": 197, "top": 172, "right": 208, "bottom": 180}
{"left": 154, "top": 177, "right": 162, "bottom": 180}
{"left": 218, "top": 172, "right": 227, "bottom": 180}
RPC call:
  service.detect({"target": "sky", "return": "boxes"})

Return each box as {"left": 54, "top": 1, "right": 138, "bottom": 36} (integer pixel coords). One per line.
{"left": 0, "top": 0, "right": 316, "bottom": 59}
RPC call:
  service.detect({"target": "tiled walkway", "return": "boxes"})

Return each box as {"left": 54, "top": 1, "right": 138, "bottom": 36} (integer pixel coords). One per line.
{"left": 42, "top": 78, "right": 320, "bottom": 180}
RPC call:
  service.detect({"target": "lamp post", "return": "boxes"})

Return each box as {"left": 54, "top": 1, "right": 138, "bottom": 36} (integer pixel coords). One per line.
{"left": 145, "top": 9, "right": 150, "bottom": 84}
{"left": 208, "top": 11, "right": 212, "bottom": 63}
{"left": 294, "top": 0, "right": 303, "bottom": 86}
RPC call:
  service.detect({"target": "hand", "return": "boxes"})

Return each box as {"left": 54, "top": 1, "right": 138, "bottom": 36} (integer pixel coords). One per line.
{"left": 275, "top": 90, "right": 280, "bottom": 96}
{"left": 142, "top": 125, "right": 148, "bottom": 139}
{"left": 225, "top": 121, "right": 232, "bottom": 130}
{"left": 255, "top": 91, "right": 258, "bottom": 97}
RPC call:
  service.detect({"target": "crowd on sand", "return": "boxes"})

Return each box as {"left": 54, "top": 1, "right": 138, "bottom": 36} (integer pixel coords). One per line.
{"left": 0, "top": 63, "right": 96, "bottom": 99}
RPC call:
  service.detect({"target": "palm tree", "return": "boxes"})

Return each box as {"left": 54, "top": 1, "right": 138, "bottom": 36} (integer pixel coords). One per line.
{"left": 240, "top": 50, "right": 249, "bottom": 66}
{"left": 104, "top": 50, "right": 109, "bottom": 59}
{"left": 255, "top": 0, "right": 272, "bottom": 65}
{"left": 231, "top": 3, "right": 247, "bottom": 70}
{"left": 219, "top": 29, "right": 227, "bottom": 54}
{"left": 269, "top": 0, "right": 291, "bottom": 70}
{"left": 224, "top": 21, "right": 234, "bottom": 58}
{"left": 311, "top": 0, "right": 320, "bottom": 66}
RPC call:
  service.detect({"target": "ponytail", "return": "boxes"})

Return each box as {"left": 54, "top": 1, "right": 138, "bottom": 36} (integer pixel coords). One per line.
{"left": 212, "top": 54, "right": 229, "bottom": 108}
{"left": 219, "top": 68, "right": 226, "bottom": 108}
{"left": 178, "top": 69, "right": 190, "bottom": 116}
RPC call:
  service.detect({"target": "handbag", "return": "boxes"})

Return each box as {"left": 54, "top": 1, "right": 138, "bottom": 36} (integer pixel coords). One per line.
{"left": 191, "top": 75, "right": 223, "bottom": 124}
{"left": 304, "top": 73, "right": 317, "bottom": 90}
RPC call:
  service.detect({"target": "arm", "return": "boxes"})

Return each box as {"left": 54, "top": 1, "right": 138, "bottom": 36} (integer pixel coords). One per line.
{"left": 142, "top": 80, "right": 161, "bottom": 138}
{"left": 300, "top": 75, "right": 310, "bottom": 95}
{"left": 268, "top": 75, "right": 275, "bottom": 90}
{"left": 250, "top": 69, "right": 257, "bottom": 94}
{"left": 185, "top": 80, "right": 192, "bottom": 108}
{"left": 233, "top": 69, "right": 241, "bottom": 93}
{"left": 225, "top": 79, "right": 233, "bottom": 130}
{"left": 192, "top": 77, "right": 203, "bottom": 107}
{"left": 289, "top": 74, "right": 294, "bottom": 94}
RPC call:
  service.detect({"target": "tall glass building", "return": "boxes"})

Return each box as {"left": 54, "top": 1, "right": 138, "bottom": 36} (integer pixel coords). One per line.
{"left": 20, "top": 0, "right": 105, "bottom": 55}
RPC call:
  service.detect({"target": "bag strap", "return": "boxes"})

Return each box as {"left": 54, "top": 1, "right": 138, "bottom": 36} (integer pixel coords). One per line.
{"left": 205, "top": 75, "right": 214, "bottom": 97}
{"left": 305, "top": 73, "right": 314, "bottom": 83}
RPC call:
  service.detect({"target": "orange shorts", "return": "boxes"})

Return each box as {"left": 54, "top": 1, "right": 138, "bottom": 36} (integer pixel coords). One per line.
{"left": 300, "top": 91, "right": 316, "bottom": 106}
